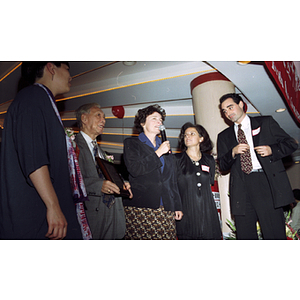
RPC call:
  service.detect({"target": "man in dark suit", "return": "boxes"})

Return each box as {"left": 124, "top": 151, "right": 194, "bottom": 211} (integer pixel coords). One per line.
{"left": 217, "top": 93, "right": 298, "bottom": 239}
{"left": 75, "top": 103, "right": 132, "bottom": 239}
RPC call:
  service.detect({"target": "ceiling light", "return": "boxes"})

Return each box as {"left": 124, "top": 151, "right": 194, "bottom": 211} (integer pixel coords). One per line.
{"left": 122, "top": 61, "right": 136, "bottom": 66}
{"left": 275, "top": 108, "right": 286, "bottom": 113}
{"left": 237, "top": 61, "right": 251, "bottom": 65}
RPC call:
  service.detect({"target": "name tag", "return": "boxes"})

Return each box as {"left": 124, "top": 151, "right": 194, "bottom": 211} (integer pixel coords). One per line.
{"left": 201, "top": 165, "right": 210, "bottom": 172}
{"left": 252, "top": 127, "right": 261, "bottom": 136}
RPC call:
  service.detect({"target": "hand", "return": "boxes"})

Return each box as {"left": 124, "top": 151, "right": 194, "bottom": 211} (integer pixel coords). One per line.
{"left": 101, "top": 180, "right": 120, "bottom": 195}
{"left": 123, "top": 181, "right": 133, "bottom": 199}
{"left": 45, "top": 206, "right": 68, "bottom": 240}
{"left": 254, "top": 145, "right": 272, "bottom": 157}
{"left": 232, "top": 143, "right": 250, "bottom": 158}
{"left": 28, "top": 165, "right": 68, "bottom": 240}
{"left": 155, "top": 141, "right": 170, "bottom": 157}
{"left": 174, "top": 211, "right": 183, "bottom": 220}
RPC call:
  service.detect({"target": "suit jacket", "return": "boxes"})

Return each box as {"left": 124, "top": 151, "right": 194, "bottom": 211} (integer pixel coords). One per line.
{"left": 217, "top": 116, "right": 298, "bottom": 215}
{"left": 74, "top": 132, "right": 125, "bottom": 239}
{"left": 123, "top": 137, "right": 182, "bottom": 212}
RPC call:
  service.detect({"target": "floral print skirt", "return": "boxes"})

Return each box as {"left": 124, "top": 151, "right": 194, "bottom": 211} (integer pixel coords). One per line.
{"left": 123, "top": 206, "right": 176, "bottom": 240}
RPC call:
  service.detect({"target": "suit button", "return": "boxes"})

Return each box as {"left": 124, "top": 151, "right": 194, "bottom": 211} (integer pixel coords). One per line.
{"left": 96, "top": 207, "right": 99, "bottom": 211}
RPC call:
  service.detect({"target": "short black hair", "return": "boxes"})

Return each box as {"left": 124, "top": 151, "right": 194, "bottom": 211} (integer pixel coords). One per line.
{"left": 178, "top": 122, "right": 213, "bottom": 153}
{"left": 18, "top": 61, "right": 70, "bottom": 91}
{"left": 134, "top": 104, "right": 166, "bottom": 133}
{"left": 219, "top": 93, "right": 246, "bottom": 112}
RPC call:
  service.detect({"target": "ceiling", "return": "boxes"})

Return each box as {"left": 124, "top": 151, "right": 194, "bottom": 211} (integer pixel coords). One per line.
{"left": 0, "top": 61, "right": 299, "bottom": 163}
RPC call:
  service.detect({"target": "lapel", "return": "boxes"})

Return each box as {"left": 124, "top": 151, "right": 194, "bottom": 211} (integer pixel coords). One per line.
{"left": 139, "top": 138, "right": 164, "bottom": 174}
{"left": 229, "top": 125, "right": 239, "bottom": 147}
{"left": 75, "top": 132, "right": 95, "bottom": 165}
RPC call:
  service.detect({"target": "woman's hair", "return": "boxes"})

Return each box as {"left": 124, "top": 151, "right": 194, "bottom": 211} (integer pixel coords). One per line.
{"left": 134, "top": 104, "right": 166, "bottom": 133}
{"left": 17, "top": 61, "right": 70, "bottom": 91}
{"left": 75, "top": 102, "right": 101, "bottom": 129}
{"left": 178, "top": 122, "right": 213, "bottom": 153}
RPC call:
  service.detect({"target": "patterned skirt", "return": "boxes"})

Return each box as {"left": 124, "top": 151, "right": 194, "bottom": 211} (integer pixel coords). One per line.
{"left": 123, "top": 206, "right": 176, "bottom": 240}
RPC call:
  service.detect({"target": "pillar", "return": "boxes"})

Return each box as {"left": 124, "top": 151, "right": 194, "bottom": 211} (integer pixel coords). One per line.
{"left": 190, "top": 72, "right": 235, "bottom": 238}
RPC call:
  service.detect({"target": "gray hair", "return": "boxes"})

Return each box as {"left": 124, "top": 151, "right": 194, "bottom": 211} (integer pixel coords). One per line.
{"left": 75, "top": 102, "right": 101, "bottom": 129}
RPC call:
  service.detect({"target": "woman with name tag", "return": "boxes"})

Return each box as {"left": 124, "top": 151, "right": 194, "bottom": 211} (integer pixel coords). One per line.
{"left": 174, "top": 122, "right": 222, "bottom": 240}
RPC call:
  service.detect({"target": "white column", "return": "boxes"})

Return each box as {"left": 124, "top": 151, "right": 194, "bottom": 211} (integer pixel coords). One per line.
{"left": 191, "top": 72, "right": 235, "bottom": 237}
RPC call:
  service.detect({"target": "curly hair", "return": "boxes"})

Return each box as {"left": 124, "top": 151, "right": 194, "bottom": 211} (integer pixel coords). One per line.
{"left": 178, "top": 122, "right": 213, "bottom": 153}
{"left": 134, "top": 104, "right": 166, "bottom": 133}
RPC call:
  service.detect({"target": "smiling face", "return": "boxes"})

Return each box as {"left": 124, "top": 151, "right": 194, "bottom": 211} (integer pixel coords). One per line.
{"left": 221, "top": 97, "right": 246, "bottom": 124}
{"left": 142, "top": 111, "right": 163, "bottom": 137}
{"left": 81, "top": 106, "right": 106, "bottom": 140}
{"left": 184, "top": 127, "right": 203, "bottom": 148}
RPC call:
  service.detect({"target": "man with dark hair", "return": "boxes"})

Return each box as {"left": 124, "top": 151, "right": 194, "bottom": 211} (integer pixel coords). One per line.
{"left": 0, "top": 62, "right": 83, "bottom": 239}
{"left": 217, "top": 93, "right": 298, "bottom": 239}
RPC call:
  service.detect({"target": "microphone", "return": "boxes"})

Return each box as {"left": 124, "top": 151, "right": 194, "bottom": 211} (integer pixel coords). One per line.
{"left": 159, "top": 124, "right": 167, "bottom": 142}
{"left": 159, "top": 124, "right": 171, "bottom": 154}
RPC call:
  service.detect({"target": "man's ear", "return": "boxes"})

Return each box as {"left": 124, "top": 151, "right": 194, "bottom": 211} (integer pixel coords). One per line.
{"left": 81, "top": 114, "right": 87, "bottom": 126}
{"left": 238, "top": 100, "right": 244, "bottom": 111}
{"left": 45, "top": 62, "right": 55, "bottom": 75}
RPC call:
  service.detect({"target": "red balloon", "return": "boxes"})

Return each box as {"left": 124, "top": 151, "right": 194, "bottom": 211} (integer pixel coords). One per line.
{"left": 244, "top": 102, "right": 248, "bottom": 113}
{"left": 112, "top": 106, "right": 125, "bottom": 119}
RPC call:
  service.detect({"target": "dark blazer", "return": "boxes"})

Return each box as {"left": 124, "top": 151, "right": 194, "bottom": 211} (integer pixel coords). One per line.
{"left": 217, "top": 116, "right": 298, "bottom": 215}
{"left": 123, "top": 137, "right": 182, "bottom": 212}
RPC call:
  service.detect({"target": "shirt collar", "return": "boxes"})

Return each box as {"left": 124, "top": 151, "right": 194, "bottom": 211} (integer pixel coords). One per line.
{"left": 138, "top": 132, "right": 161, "bottom": 150}
{"left": 80, "top": 131, "right": 95, "bottom": 144}
{"left": 235, "top": 114, "right": 250, "bottom": 130}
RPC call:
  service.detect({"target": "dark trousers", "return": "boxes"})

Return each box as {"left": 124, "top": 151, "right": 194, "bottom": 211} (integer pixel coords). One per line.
{"left": 234, "top": 171, "right": 286, "bottom": 240}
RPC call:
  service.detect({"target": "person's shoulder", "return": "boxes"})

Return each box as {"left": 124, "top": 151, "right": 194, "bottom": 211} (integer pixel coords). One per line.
{"left": 202, "top": 152, "right": 213, "bottom": 159}
{"left": 218, "top": 125, "right": 233, "bottom": 136}
{"left": 202, "top": 152, "right": 214, "bottom": 163}
{"left": 14, "top": 85, "right": 48, "bottom": 106}
{"left": 124, "top": 136, "right": 139, "bottom": 144}
{"left": 74, "top": 132, "right": 83, "bottom": 143}
{"left": 174, "top": 152, "right": 184, "bottom": 159}
{"left": 250, "top": 115, "right": 273, "bottom": 122}
{"left": 8, "top": 85, "right": 48, "bottom": 114}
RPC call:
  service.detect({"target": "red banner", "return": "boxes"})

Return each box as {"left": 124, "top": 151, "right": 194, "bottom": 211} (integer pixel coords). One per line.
{"left": 264, "top": 61, "right": 300, "bottom": 126}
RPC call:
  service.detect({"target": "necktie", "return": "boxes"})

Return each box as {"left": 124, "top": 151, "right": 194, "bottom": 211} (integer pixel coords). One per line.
{"left": 91, "top": 140, "right": 115, "bottom": 208}
{"left": 237, "top": 124, "right": 253, "bottom": 174}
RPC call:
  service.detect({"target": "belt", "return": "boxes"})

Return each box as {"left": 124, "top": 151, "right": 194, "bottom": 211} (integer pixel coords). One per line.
{"left": 250, "top": 168, "right": 264, "bottom": 173}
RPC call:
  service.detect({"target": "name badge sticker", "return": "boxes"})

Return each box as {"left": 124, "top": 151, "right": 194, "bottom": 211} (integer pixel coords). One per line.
{"left": 252, "top": 127, "right": 261, "bottom": 136}
{"left": 201, "top": 165, "right": 210, "bottom": 172}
